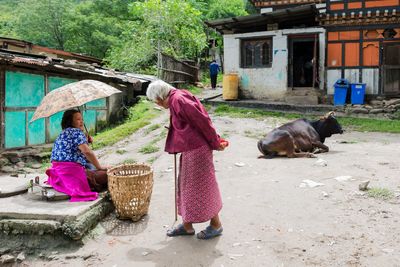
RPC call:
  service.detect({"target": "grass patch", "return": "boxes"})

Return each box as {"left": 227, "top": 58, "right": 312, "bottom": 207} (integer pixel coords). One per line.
{"left": 144, "top": 124, "right": 161, "bottom": 135}
{"left": 221, "top": 131, "right": 231, "bottom": 139}
{"left": 119, "top": 158, "right": 137, "bottom": 165}
{"left": 139, "top": 144, "right": 160, "bottom": 154}
{"left": 147, "top": 156, "right": 158, "bottom": 164}
{"left": 243, "top": 130, "right": 264, "bottom": 139}
{"left": 185, "top": 84, "right": 202, "bottom": 95}
{"left": 367, "top": 187, "right": 394, "bottom": 200}
{"left": 160, "top": 129, "right": 167, "bottom": 138}
{"left": 203, "top": 104, "right": 212, "bottom": 111}
{"left": 139, "top": 133, "right": 165, "bottom": 154}
{"left": 201, "top": 72, "right": 223, "bottom": 87}
{"left": 116, "top": 149, "right": 127, "bottom": 155}
{"left": 212, "top": 104, "right": 400, "bottom": 133}
{"left": 92, "top": 98, "right": 161, "bottom": 149}
{"left": 338, "top": 117, "right": 400, "bottom": 133}
{"left": 213, "top": 104, "right": 301, "bottom": 120}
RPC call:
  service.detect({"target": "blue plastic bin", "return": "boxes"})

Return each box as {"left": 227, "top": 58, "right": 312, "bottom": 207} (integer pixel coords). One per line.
{"left": 351, "top": 83, "right": 366, "bottom": 105}
{"left": 333, "top": 79, "right": 350, "bottom": 106}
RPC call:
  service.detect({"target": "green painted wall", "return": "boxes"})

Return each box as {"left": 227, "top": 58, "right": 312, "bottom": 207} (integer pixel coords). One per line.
{"left": 83, "top": 109, "right": 97, "bottom": 135}
{"left": 48, "top": 76, "right": 78, "bottom": 141}
{"left": 28, "top": 112, "right": 45, "bottom": 145}
{"left": 5, "top": 71, "right": 44, "bottom": 107}
{"left": 5, "top": 111, "right": 25, "bottom": 148}
{"left": 4, "top": 71, "right": 44, "bottom": 148}
{"left": 3, "top": 72, "right": 109, "bottom": 148}
{"left": 87, "top": 98, "right": 106, "bottom": 107}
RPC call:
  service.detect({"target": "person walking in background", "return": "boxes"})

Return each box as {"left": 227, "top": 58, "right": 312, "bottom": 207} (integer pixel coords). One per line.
{"left": 146, "top": 80, "right": 228, "bottom": 240}
{"left": 209, "top": 60, "right": 220, "bottom": 90}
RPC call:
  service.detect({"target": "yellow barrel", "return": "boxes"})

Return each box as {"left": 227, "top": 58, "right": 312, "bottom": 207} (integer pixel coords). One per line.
{"left": 222, "top": 73, "right": 239, "bottom": 100}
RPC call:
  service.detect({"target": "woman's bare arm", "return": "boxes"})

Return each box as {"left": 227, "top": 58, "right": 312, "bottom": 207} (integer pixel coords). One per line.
{"left": 78, "top": 143, "right": 106, "bottom": 170}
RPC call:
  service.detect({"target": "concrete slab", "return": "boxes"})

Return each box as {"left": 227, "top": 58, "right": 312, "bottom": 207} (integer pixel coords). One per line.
{"left": 0, "top": 175, "right": 30, "bottom": 198}
{"left": 0, "top": 174, "right": 113, "bottom": 252}
{"left": 0, "top": 190, "right": 104, "bottom": 221}
{"left": 0, "top": 174, "right": 92, "bottom": 221}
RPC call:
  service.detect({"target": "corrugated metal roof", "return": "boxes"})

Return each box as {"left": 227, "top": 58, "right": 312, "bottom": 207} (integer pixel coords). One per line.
{"left": 205, "top": 4, "right": 318, "bottom": 34}
{"left": 0, "top": 50, "right": 155, "bottom": 85}
{"left": 12, "top": 56, "right": 49, "bottom": 66}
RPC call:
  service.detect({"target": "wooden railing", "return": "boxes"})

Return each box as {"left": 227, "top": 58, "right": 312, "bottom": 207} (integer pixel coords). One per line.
{"left": 160, "top": 53, "right": 199, "bottom": 87}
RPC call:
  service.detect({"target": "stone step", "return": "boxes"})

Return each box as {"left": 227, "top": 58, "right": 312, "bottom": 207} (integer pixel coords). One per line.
{"left": 285, "top": 88, "right": 321, "bottom": 97}
{"left": 285, "top": 95, "right": 319, "bottom": 105}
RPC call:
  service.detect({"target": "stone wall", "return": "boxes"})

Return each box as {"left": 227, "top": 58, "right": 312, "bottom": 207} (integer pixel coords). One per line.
{"left": 0, "top": 146, "right": 51, "bottom": 175}
{"left": 335, "top": 98, "right": 400, "bottom": 119}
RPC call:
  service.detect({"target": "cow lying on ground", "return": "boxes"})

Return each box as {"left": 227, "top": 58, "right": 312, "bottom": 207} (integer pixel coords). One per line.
{"left": 257, "top": 112, "right": 343, "bottom": 158}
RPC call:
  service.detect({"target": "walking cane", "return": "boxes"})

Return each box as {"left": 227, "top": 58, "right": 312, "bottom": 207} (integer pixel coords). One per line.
{"left": 165, "top": 125, "right": 178, "bottom": 223}
{"left": 174, "top": 153, "right": 178, "bottom": 222}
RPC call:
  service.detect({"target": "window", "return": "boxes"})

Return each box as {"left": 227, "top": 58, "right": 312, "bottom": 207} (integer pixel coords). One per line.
{"left": 383, "top": 28, "right": 397, "bottom": 39}
{"left": 241, "top": 38, "right": 272, "bottom": 68}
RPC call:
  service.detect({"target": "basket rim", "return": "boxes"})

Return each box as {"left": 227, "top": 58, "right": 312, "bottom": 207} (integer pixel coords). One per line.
{"left": 107, "top": 163, "right": 153, "bottom": 177}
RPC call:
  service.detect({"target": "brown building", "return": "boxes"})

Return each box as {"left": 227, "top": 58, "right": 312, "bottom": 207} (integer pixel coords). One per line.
{"left": 207, "top": 0, "right": 400, "bottom": 103}
{"left": 320, "top": 0, "right": 400, "bottom": 96}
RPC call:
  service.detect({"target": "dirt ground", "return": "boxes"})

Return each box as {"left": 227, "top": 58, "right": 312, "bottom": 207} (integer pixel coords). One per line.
{"left": 27, "top": 103, "right": 400, "bottom": 267}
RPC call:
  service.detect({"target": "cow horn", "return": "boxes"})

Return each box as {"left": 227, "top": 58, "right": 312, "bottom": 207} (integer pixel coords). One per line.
{"left": 324, "top": 111, "right": 335, "bottom": 119}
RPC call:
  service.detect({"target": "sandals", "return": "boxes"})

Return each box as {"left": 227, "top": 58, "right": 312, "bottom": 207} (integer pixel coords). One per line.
{"left": 196, "top": 225, "right": 223, "bottom": 240}
{"left": 166, "top": 224, "right": 195, "bottom": 237}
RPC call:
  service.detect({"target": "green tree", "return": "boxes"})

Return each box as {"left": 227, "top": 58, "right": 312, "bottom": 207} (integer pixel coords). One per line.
{"left": 106, "top": 0, "right": 207, "bottom": 72}
{"left": 0, "top": 0, "right": 20, "bottom": 38}
{"left": 205, "top": 0, "right": 248, "bottom": 20}
{"left": 14, "top": 0, "right": 74, "bottom": 50}
{"left": 64, "top": 0, "right": 132, "bottom": 58}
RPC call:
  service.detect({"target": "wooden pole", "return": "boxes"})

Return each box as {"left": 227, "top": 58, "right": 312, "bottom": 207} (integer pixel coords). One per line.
{"left": 312, "top": 34, "right": 318, "bottom": 88}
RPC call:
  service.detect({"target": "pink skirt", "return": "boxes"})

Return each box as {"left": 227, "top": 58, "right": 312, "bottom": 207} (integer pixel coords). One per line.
{"left": 46, "top": 162, "right": 98, "bottom": 202}
{"left": 177, "top": 145, "right": 222, "bottom": 223}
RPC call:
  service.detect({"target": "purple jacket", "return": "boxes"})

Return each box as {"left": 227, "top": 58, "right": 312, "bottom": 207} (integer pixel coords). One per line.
{"left": 165, "top": 89, "right": 220, "bottom": 153}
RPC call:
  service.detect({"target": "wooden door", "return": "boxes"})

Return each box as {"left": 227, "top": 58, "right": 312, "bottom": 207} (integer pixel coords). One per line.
{"left": 383, "top": 43, "right": 400, "bottom": 95}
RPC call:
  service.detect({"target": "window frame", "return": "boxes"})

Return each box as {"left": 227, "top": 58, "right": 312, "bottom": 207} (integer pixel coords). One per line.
{"left": 240, "top": 37, "right": 273, "bottom": 69}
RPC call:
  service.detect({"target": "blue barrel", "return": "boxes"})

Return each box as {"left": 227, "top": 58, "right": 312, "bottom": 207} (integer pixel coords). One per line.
{"left": 351, "top": 83, "right": 366, "bottom": 105}
{"left": 334, "top": 79, "right": 350, "bottom": 106}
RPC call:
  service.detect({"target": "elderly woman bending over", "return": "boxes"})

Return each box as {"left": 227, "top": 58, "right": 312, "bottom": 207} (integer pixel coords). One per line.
{"left": 147, "top": 80, "right": 227, "bottom": 240}
{"left": 46, "top": 109, "right": 108, "bottom": 202}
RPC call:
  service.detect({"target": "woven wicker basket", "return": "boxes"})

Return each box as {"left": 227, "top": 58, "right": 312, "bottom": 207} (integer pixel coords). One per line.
{"left": 107, "top": 163, "right": 154, "bottom": 222}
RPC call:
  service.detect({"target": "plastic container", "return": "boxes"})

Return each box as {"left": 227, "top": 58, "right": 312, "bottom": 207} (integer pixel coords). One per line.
{"left": 333, "top": 79, "right": 350, "bottom": 106}
{"left": 351, "top": 83, "right": 366, "bottom": 105}
{"left": 222, "top": 73, "right": 239, "bottom": 100}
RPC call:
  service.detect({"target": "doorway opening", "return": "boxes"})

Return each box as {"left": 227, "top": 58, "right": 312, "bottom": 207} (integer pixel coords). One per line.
{"left": 289, "top": 36, "right": 319, "bottom": 89}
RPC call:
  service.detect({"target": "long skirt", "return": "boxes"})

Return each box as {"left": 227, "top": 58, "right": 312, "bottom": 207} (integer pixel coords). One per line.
{"left": 177, "top": 145, "right": 223, "bottom": 223}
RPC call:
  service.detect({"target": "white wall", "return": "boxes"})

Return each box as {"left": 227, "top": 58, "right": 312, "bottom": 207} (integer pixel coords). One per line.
{"left": 327, "top": 68, "right": 379, "bottom": 95}
{"left": 223, "top": 27, "right": 325, "bottom": 100}
{"left": 362, "top": 69, "right": 379, "bottom": 95}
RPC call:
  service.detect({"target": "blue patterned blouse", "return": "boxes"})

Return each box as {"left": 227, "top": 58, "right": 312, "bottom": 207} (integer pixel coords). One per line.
{"left": 51, "top": 127, "right": 88, "bottom": 166}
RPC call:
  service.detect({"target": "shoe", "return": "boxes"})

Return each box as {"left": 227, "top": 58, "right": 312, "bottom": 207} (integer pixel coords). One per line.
{"left": 166, "top": 224, "right": 195, "bottom": 237}
{"left": 196, "top": 225, "right": 223, "bottom": 240}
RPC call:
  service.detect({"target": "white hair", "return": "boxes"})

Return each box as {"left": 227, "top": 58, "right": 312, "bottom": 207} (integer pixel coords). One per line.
{"left": 146, "top": 80, "right": 173, "bottom": 102}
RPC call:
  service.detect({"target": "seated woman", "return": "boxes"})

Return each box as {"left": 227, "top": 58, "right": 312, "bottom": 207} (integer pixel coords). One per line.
{"left": 46, "top": 109, "right": 108, "bottom": 202}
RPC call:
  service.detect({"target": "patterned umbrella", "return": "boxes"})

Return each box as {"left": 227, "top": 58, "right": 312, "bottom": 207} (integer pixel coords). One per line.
{"left": 30, "top": 79, "right": 121, "bottom": 122}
